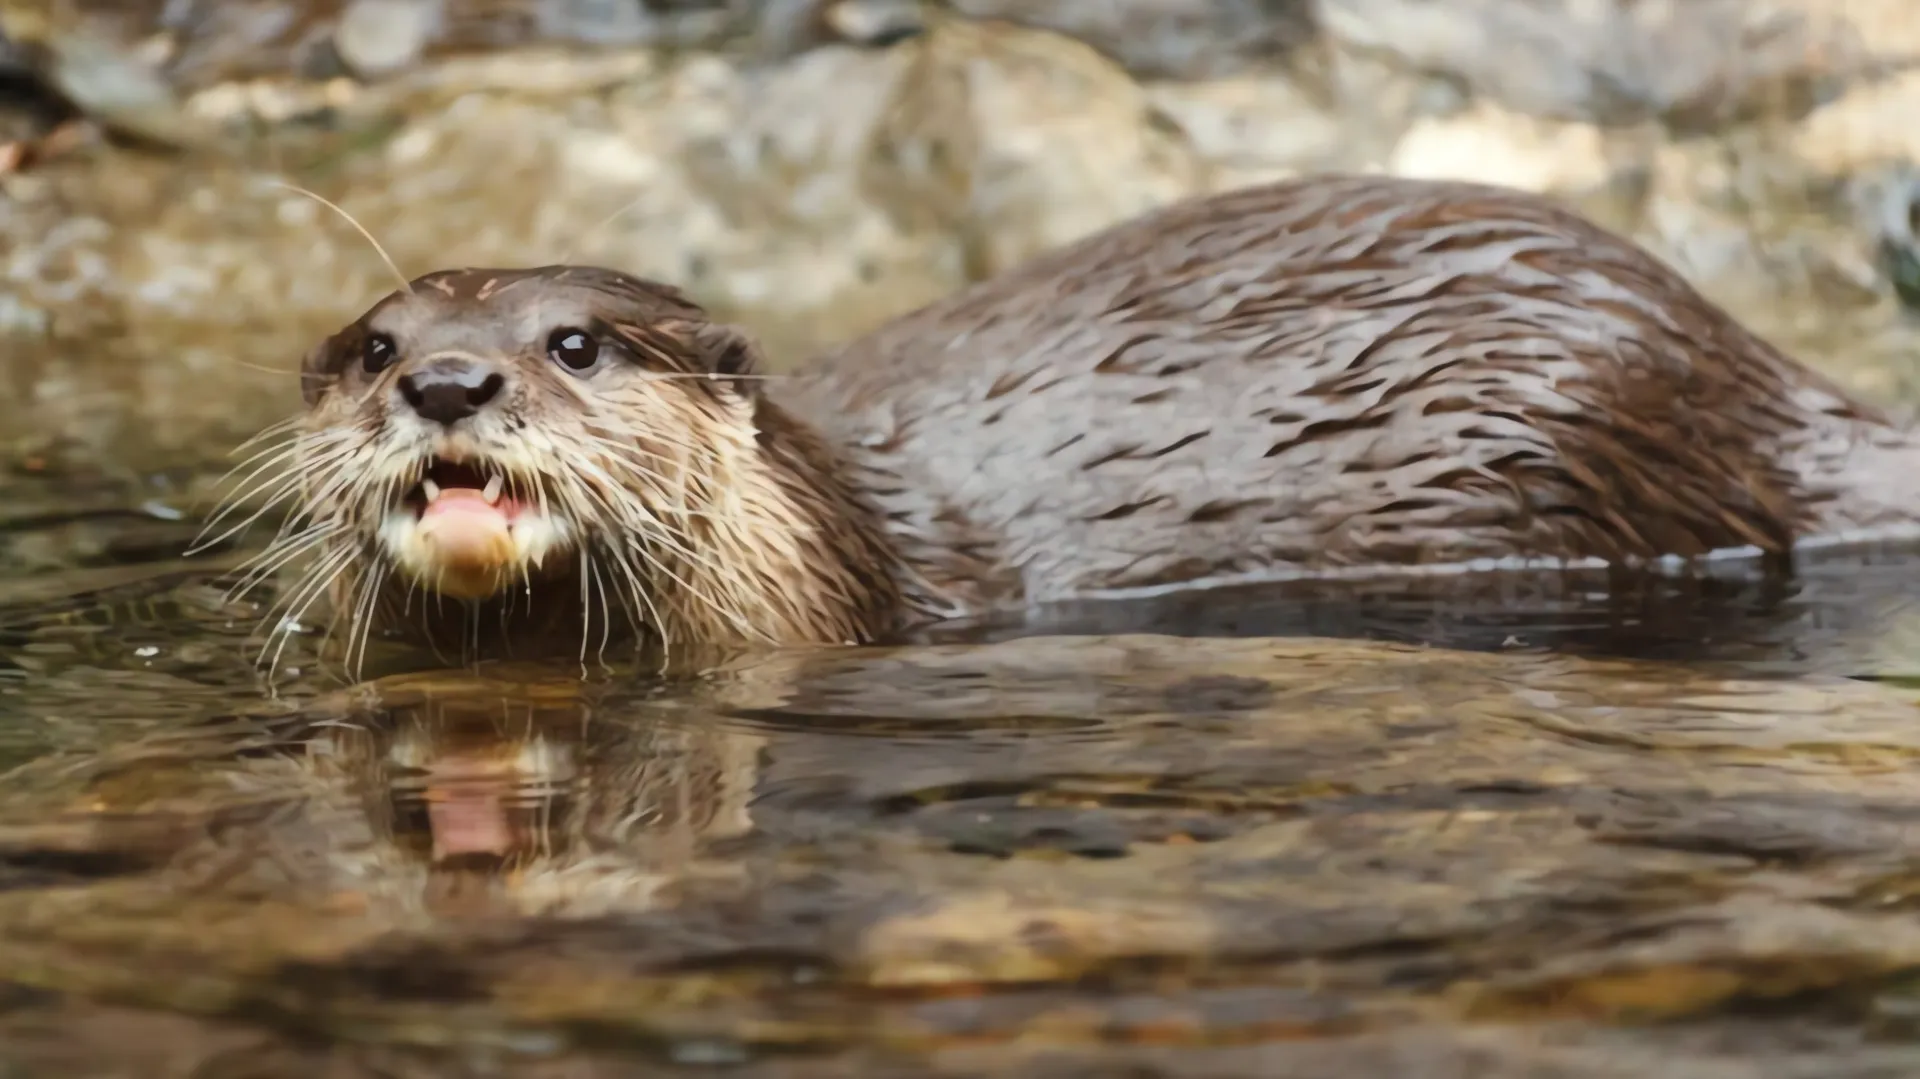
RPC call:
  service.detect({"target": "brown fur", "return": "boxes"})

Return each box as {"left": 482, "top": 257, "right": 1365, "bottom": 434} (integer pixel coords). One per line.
{"left": 785, "top": 174, "right": 1920, "bottom": 607}
{"left": 269, "top": 176, "right": 1920, "bottom": 664}
{"left": 284, "top": 266, "right": 912, "bottom": 667}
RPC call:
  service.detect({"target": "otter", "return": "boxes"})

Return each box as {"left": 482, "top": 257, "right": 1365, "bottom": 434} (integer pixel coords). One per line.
{"left": 267, "top": 174, "right": 1920, "bottom": 665}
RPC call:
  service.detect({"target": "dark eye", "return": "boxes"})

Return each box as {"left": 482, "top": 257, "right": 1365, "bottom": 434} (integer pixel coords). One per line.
{"left": 362, "top": 333, "right": 397, "bottom": 374}
{"left": 547, "top": 327, "right": 600, "bottom": 372}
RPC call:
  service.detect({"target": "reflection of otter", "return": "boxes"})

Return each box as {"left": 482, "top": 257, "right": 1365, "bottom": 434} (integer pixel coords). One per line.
{"left": 268, "top": 175, "right": 1920, "bottom": 664}
{"left": 208, "top": 675, "right": 763, "bottom": 919}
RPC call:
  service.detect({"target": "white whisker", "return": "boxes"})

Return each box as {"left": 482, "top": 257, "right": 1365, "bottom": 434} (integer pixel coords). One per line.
{"left": 266, "top": 180, "right": 412, "bottom": 295}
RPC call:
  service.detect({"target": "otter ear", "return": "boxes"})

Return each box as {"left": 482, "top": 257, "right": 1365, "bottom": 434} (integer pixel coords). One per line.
{"left": 657, "top": 319, "right": 766, "bottom": 397}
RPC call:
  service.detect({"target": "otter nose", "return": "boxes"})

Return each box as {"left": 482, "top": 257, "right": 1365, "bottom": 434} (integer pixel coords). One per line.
{"left": 397, "top": 359, "right": 506, "bottom": 426}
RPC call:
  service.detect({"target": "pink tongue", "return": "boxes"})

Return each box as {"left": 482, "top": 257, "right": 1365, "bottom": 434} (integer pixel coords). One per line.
{"left": 421, "top": 487, "right": 506, "bottom": 524}
{"left": 417, "top": 488, "right": 514, "bottom": 574}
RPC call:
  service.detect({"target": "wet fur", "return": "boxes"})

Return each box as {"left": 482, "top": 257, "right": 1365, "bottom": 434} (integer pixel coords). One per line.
{"left": 258, "top": 267, "right": 909, "bottom": 670}
{"left": 238, "top": 174, "right": 1920, "bottom": 667}
{"left": 785, "top": 174, "right": 1920, "bottom": 607}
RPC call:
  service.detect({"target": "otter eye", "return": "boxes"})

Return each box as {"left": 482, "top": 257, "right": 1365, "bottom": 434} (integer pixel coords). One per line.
{"left": 547, "top": 327, "right": 600, "bottom": 372}
{"left": 362, "top": 333, "right": 397, "bottom": 374}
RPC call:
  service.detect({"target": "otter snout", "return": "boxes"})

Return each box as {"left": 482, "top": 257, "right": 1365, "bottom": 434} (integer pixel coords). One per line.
{"left": 398, "top": 357, "right": 507, "bottom": 426}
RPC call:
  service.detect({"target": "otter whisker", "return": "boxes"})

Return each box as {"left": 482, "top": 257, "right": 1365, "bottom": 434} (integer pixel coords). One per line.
{"left": 605, "top": 554, "right": 651, "bottom": 645}
{"left": 191, "top": 432, "right": 354, "bottom": 549}
{"left": 257, "top": 533, "right": 354, "bottom": 624}
{"left": 594, "top": 420, "right": 730, "bottom": 462}
{"left": 583, "top": 434, "right": 688, "bottom": 472}
{"left": 585, "top": 553, "right": 615, "bottom": 666}
{"left": 265, "top": 180, "right": 413, "bottom": 296}
{"left": 280, "top": 437, "right": 368, "bottom": 491}
{"left": 415, "top": 586, "right": 462, "bottom": 670}
{"left": 223, "top": 414, "right": 303, "bottom": 457}
{"left": 226, "top": 518, "right": 341, "bottom": 579}
{"left": 196, "top": 445, "right": 302, "bottom": 514}
{"left": 577, "top": 548, "right": 593, "bottom": 666}
{"left": 201, "top": 439, "right": 303, "bottom": 501}
{"left": 198, "top": 422, "right": 308, "bottom": 496}
{"left": 542, "top": 473, "right": 653, "bottom": 621}
{"left": 555, "top": 461, "right": 690, "bottom": 543}
{"left": 209, "top": 356, "right": 295, "bottom": 378}
{"left": 595, "top": 538, "right": 665, "bottom": 656}
{"left": 223, "top": 525, "right": 343, "bottom": 604}
{"left": 344, "top": 559, "right": 392, "bottom": 681}
{"left": 257, "top": 539, "right": 360, "bottom": 683}
{"left": 190, "top": 469, "right": 319, "bottom": 556}
{"left": 551, "top": 467, "right": 742, "bottom": 596}
{"left": 315, "top": 560, "right": 374, "bottom": 680}
{"left": 284, "top": 443, "right": 380, "bottom": 520}
{"left": 257, "top": 536, "right": 356, "bottom": 637}
{"left": 556, "top": 193, "right": 655, "bottom": 266}
{"left": 622, "top": 533, "right": 767, "bottom": 641}
{"left": 531, "top": 468, "right": 554, "bottom": 522}
{"left": 583, "top": 442, "right": 742, "bottom": 522}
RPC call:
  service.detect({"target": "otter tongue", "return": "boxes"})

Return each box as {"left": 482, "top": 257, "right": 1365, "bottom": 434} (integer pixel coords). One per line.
{"left": 421, "top": 486, "right": 502, "bottom": 522}
{"left": 417, "top": 488, "right": 512, "bottom": 567}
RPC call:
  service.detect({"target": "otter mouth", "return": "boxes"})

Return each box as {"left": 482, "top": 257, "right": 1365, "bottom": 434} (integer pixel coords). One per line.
{"left": 379, "top": 456, "right": 570, "bottom": 601}
{"left": 402, "top": 458, "right": 529, "bottom": 523}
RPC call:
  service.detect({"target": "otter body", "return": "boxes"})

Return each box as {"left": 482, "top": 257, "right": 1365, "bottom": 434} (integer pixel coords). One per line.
{"left": 783, "top": 175, "right": 1917, "bottom": 609}
{"left": 275, "top": 175, "right": 1920, "bottom": 662}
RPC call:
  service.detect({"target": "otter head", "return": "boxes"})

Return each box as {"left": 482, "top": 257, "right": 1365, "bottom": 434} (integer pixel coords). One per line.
{"left": 286, "top": 266, "right": 902, "bottom": 664}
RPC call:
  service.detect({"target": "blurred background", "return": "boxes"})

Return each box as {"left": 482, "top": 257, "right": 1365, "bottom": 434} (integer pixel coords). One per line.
{"left": 3, "top": 0, "right": 1920, "bottom": 484}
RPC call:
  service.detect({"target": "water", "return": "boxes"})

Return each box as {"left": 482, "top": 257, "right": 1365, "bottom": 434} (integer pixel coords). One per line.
{"left": 2, "top": 477, "right": 1920, "bottom": 1076}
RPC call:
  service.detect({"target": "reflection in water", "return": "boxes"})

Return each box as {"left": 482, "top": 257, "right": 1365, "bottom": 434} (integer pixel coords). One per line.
{"left": 933, "top": 541, "right": 1920, "bottom": 676}
{"left": 298, "top": 676, "right": 760, "bottom": 920}
{"left": 2, "top": 503, "right": 1920, "bottom": 1074}
{"left": 2, "top": 626, "right": 1920, "bottom": 1074}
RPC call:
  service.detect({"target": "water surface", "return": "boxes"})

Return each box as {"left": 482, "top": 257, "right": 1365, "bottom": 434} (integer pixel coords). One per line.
{"left": 3, "top": 481, "right": 1920, "bottom": 1076}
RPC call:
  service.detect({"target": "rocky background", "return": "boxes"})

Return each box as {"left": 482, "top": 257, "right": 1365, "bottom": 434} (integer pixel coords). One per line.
{"left": 3, "top": 0, "right": 1920, "bottom": 480}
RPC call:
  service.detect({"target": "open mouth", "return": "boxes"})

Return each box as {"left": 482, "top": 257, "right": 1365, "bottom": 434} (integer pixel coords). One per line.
{"left": 403, "top": 458, "right": 529, "bottom": 522}
{"left": 380, "top": 456, "right": 569, "bottom": 600}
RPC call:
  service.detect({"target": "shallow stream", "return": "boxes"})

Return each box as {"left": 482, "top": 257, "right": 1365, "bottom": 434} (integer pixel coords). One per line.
{"left": 2, "top": 472, "right": 1920, "bottom": 1077}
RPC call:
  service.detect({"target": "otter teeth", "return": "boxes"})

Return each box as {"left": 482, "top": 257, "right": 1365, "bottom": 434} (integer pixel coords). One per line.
{"left": 483, "top": 474, "right": 504, "bottom": 504}
{"left": 421, "top": 478, "right": 443, "bottom": 502}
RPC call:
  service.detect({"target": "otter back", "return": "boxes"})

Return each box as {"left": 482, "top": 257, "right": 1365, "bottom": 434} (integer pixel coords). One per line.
{"left": 784, "top": 174, "right": 1919, "bottom": 609}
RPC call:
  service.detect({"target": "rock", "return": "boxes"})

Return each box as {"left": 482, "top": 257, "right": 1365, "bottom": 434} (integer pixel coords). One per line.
{"left": 334, "top": 0, "right": 440, "bottom": 79}
{"left": 859, "top": 15, "right": 1209, "bottom": 280}
{"left": 1144, "top": 74, "right": 1372, "bottom": 188}
{"left": 930, "top": 0, "right": 1320, "bottom": 80}
{"left": 0, "top": 18, "right": 1219, "bottom": 472}
{"left": 1386, "top": 101, "right": 1612, "bottom": 195}
{"left": 1857, "top": 161, "right": 1920, "bottom": 312}
{"left": 1318, "top": 0, "right": 1899, "bottom": 129}
{"left": 1794, "top": 69, "right": 1920, "bottom": 175}
{"left": 3, "top": 2, "right": 1920, "bottom": 475}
